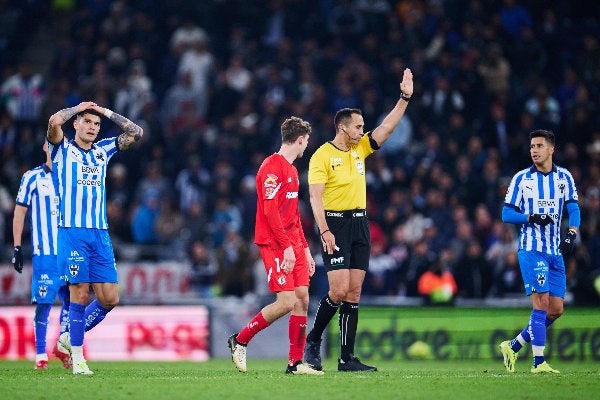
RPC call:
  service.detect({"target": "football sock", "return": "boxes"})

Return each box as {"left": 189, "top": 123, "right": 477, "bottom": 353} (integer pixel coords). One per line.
{"left": 530, "top": 309, "right": 547, "bottom": 367}
{"left": 69, "top": 302, "right": 86, "bottom": 347}
{"left": 34, "top": 304, "right": 51, "bottom": 354}
{"left": 510, "top": 316, "right": 554, "bottom": 352}
{"left": 237, "top": 311, "right": 269, "bottom": 345}
{"left": 307, "top": 295, "right": 340, "bottom": 342}
{"left": 58, "top": 285, "right": 70, "bottom": 334}
{"left": 339, "top": 302, "right": 359, "bottom": 361}
{"left": 84, "top": 299, "right": 113, "bottom": 332}
{"left": 288, "top": 314, "right": 307, "bottom": 365}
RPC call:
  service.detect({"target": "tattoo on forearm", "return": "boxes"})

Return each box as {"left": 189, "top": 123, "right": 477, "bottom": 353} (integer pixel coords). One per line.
{"left": 111, "top": 112, "right": 143, "bottom": 150}
{"left": 57, "top": 106, "right": 80, "bottom": 124}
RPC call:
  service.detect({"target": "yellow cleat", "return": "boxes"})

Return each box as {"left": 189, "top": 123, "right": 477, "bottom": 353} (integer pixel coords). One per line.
{"left": 531, "top": 361, "right": 560, "bottom": 374}
{"left": 499, "top": 341, "right": 518, "bottom": 373}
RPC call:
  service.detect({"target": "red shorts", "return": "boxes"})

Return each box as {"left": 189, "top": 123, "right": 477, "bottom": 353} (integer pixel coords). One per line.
{"left": 258, "top": 244, "right": 309, "bottom": 292}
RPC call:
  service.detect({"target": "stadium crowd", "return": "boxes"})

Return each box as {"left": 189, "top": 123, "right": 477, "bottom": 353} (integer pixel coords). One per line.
{"left": 1, "top": 0, "right": 599, "bottom": 305}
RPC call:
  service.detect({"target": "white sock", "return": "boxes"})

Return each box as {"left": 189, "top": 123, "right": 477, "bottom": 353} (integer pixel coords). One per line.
{"left": 36, "top": 353, "right": 48, "bottom": 362}
{"left": 71, "top": 345, "right": 84, "bottom": 363}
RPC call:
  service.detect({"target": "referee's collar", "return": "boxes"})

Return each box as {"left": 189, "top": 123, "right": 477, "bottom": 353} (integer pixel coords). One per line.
{"left": 529, "top": 164, "right": 557, "bottom": 175}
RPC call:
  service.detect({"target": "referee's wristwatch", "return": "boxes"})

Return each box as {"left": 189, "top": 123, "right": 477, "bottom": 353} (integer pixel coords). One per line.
{"left": 401, "top": 92, "right": 411, "bottom": 102}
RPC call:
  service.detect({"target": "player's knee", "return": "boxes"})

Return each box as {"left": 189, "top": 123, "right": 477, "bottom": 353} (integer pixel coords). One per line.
{"left": 295, "top": 295, "right": 309, "bottom": 312}
{"left": 548, "top": 308, "right": 563, "bottom": 321}
{"left": 329, "top": 288, "right": 347, "bottom": 303}
{"left": 345, "top": 287, "right": 362, "bottom": 303}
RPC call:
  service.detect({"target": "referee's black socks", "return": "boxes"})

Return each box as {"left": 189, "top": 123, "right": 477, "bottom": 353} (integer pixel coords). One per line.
{"left": 307, "top": 295, "right": 340, "bottom": 342}
{"left": 339, "top": 302, "right": 359, "bottom": 361}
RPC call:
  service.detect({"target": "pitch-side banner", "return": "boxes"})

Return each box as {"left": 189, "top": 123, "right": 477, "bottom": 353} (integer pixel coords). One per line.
{"left": 0, "top": 306, "right": 210, "bottom": 361}
{"left": 0, "top": 262, "right": 196, "bottom": 305}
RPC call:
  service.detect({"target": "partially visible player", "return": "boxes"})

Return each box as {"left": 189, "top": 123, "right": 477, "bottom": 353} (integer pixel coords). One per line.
{"left": 500, "top": 129, "right": 580, "bottom": 374}
{"left": 12, "top": 141, "right": 71, "bottom": 370}
{"left": 47, "top": 101, "right": 143, "bottom": 375}
{"left": 227, "top": 116, "right": 323, "bottom": 375}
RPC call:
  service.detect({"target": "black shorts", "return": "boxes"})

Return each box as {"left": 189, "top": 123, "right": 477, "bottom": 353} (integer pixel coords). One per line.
{"left": 322, "top": 210, "right": 370, "bottom": 271}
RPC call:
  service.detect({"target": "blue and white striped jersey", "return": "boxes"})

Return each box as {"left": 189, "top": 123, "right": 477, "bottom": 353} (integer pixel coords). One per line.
{"left": 504, "top": 164, "right": 578, "bottom": 255}
{"left": 15, "top": 164, "right": 59, "bottom": 256}
{"left": 49, "top": 137, "right": 119, "bottom": 229}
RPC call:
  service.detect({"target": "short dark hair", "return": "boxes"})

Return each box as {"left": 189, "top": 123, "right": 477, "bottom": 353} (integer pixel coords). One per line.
{"left": 529, "top": 129, "right": 555, "bottom": 146}
{"left": 77, "top": 109, "right": 103, "bottom": 119}
{"left": 334, "top": 108, "right": 362, "bottom": 130}
{"left": 281, "top": 116, "right": 311, "bottom": 144}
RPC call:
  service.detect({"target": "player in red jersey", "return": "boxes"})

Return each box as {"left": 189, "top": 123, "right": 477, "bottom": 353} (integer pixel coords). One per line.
{"left": 227, "top": 116, "right": 323, "bottom": 375}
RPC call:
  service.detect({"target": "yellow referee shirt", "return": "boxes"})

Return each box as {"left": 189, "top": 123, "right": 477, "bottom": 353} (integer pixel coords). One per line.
{"left": 308, "top": 133, "right": 375, "bottom": 211}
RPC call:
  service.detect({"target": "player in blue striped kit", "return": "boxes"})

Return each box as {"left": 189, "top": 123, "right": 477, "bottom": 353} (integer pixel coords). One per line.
{"left": 47, "top": 101, "right": 143, "bottom": 375}
{"left": 500, "top": 129, "right": 580, "bottom": 374}
{"left": 12, "top": 141, "right": 71, "bottom": 370}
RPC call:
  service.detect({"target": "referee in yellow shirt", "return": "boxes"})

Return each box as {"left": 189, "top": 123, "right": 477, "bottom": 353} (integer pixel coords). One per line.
{"left": 304, "top": 68, "right": 413, "bottom": 372}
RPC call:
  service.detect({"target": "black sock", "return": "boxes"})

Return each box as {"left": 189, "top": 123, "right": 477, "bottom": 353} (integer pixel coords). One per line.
{"left": 339, "top": 302, "right": 359, "bottom": 361}
{"left": 307, "top": 295, "right": 340, "bottom": 342}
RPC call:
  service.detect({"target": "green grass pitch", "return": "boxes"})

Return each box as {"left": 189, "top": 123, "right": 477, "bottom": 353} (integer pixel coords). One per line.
{"left": 1, "top": 358, "right": 598, "bottom": 400}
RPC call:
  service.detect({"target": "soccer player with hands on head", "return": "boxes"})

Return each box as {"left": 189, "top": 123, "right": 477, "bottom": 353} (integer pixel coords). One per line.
{"left": 227, "top": 116, "right": 323, "bottom": 375}
{"left": 500, "top": 129, "right": 580, "bottom": 374}
{"left": 12, "top": 141, "right": 71, "bottom": 370}
{"left": 304, "top": 68, "right": 413, "bottom": 372}
{"left": 46, "top": 101, "right": 143, "bottom": 375}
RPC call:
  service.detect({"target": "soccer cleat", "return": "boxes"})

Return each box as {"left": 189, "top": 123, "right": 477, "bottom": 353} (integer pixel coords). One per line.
{"left": 227, "top": 334, "right": 247, "bottom": 372}
{"left": 72, "top": 359, "right": 94, "bottom": 375}
{"left": 303, "top": 338, "right": 322, "bottom": 371}
{"left": 338, "top": 355, "right": 377, "bottom": 372}
{"left": 531, "top": 361, "right": 560, "bottom": 374}
{"left": 34, "top": 360, "right": 48, "bottom": 370}
{"left": 500, "top": 340, "right": 518, "bottom": 373}
{"left": 285, "top": 361, "right": 325, "bottom": 375}
{"left": 53, "top": 340, "right": 72, "bottom": 369}
{"left": 58, "top": 332, "right": 72, "bottom": 354}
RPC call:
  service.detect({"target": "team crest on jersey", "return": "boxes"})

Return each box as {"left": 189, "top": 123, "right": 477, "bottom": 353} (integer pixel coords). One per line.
{"left": 38, "top": 285, "right": 48, "bottom": 298}
{"left": 264, "top": 174, "right": 279, "bottom": 197}
{"left": 537, "top": 272, "right": 546, "bottom": 286}
{"left": 69, "top": 264, "right": 79, "bottom": 277}
{"left": 277, "top": 275, "right": 286, "bottom": 286}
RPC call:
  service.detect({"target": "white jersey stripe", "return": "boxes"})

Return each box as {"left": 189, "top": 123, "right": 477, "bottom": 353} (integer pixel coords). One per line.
{"left": 48, "top": 137, "right": 118, "bottom": 229}
{"left": 15, "top": 165, "right": 59, "bottom": 256}
{"left": 505, "top": 164, "right": 579, "bottom": 255}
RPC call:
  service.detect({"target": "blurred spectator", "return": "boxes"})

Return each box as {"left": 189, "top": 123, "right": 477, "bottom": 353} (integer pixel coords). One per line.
{"left": 188, "top": 240, "right": 219, "bottom": 298}
{"left": 1, "top": 61, "right": 45, "bottom": 134}
{"left": 130, "top": 188, "right": 159, "bottom": 245}
{"left": 154, "top": 197, "right": 185, "bottom": 247}
{"left": 114, "top": 59, "right": 153, "bottom": 121}
{"left": 454, "top": 240, "right": 493, "bottom": 299}
{"left": 417, "top": 248, "right": 458, "bottom": 305}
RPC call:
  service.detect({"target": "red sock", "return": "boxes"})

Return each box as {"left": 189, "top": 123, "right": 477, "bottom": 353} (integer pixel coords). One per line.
{"left": 236, "top": 312, "right": 269, "bottom": 345}
{"left": 288, "top": 315, "right": 307, "bottom": 365}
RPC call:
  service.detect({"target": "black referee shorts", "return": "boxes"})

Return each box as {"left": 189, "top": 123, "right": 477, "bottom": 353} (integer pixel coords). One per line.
{"left": 322, "top": 210, "right": 370, "bottom": 271}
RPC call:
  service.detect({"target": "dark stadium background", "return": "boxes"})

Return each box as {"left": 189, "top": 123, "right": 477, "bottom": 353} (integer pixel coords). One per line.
{"left": 1, "top": 0, "right": 599, "bottom": 311}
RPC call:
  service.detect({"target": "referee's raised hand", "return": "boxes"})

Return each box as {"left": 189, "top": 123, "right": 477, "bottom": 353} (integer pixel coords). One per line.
{"left": 320, "top": 230, "right": 336, "bottom": 255}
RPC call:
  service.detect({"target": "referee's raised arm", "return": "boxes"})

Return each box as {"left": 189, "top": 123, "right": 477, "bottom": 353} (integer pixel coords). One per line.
{"left": 371, "top": 68, "right": 413, "bottom": 147}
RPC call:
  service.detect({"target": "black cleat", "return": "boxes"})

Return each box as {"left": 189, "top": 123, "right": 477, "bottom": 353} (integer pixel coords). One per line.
{"left": 338, "top": 355, "right": 377, "bottom": 372}
{"left": 303, "top": 338, "right": 323, "bottom": 371}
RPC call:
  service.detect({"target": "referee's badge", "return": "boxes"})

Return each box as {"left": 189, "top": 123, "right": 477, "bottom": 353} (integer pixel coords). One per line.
{"left": 356, "top": 161, "right": 364, "bottom": 175}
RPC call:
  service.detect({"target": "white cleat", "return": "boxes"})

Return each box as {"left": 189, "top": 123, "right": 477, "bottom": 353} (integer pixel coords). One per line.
{"left": 286, "top": 361, "right": 324, "bottom": 375}
{"left": 72, "top": 359, "right": 94, "bottom": 375}
{"left": 227, "top": 334, "right": 247, "bottom": 372}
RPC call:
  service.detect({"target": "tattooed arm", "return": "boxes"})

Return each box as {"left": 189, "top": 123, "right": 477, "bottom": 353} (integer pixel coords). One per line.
{"left": 47, "top": 101, "right": 97, "bottom": 144}
{"left": 92, "top": 106, "right": 144, "bottom": 151}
